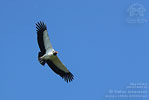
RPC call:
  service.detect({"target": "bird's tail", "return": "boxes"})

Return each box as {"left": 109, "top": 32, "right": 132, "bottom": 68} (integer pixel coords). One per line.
{"left": 38, "top": 52, "right": 46, "bottom": 66}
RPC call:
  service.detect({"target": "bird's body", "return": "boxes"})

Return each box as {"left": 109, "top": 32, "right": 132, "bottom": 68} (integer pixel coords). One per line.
{"left": 36, "top": 21, "right": 74, "bottom": 83}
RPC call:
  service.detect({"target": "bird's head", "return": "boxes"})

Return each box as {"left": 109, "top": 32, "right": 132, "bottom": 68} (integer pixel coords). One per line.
{"left": 53, "top": 51, "right": 58, "bottom": 56}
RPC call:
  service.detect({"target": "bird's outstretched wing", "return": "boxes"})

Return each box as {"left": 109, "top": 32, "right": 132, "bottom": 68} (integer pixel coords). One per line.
{"left": 46, "top": 56, "right": 74, "bottom": 83}
{"left": 36, "top": 21, "right": 53, "bottom": 53}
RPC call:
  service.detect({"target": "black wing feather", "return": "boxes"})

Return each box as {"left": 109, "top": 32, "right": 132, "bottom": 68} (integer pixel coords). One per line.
{"left": 46, "top": 60, "right": 74, "bottom": 83}
{"left": 36, "top": 21, "right": 47, "bottom": 53}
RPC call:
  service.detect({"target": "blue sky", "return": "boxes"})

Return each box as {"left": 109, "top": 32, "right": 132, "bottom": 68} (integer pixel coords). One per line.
{"left": 1, "top": 0, "right": 149, "bottom": 100}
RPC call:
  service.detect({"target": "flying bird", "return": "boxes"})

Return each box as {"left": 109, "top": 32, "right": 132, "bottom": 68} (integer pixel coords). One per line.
{"left": 35, "top": 21, "right": 74, "bottom": 82}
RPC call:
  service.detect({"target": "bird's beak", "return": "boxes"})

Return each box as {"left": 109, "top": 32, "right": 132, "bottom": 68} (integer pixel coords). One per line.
{"left": 53, "top": 51, "right": 58, "bottom": 55}
{"left": 55, "top": 51, "right": 58, "bottom": 54}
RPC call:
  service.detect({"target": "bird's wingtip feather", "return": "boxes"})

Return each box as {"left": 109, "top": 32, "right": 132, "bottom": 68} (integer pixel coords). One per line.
{"left": 35, "top": 21, "right": 47, "bottom": 32}
{"left": 63, "top": 72, "right": 74, "bottom": 83}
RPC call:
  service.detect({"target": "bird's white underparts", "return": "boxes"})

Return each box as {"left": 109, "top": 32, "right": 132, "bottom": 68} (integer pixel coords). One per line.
{"left": 36, "top": 21, "right": 74, "bottom": 83}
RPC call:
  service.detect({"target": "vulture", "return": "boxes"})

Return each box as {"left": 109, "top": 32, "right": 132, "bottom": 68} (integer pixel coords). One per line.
{"left": 35, "top": 21, "right": 74, "bottom": 83}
